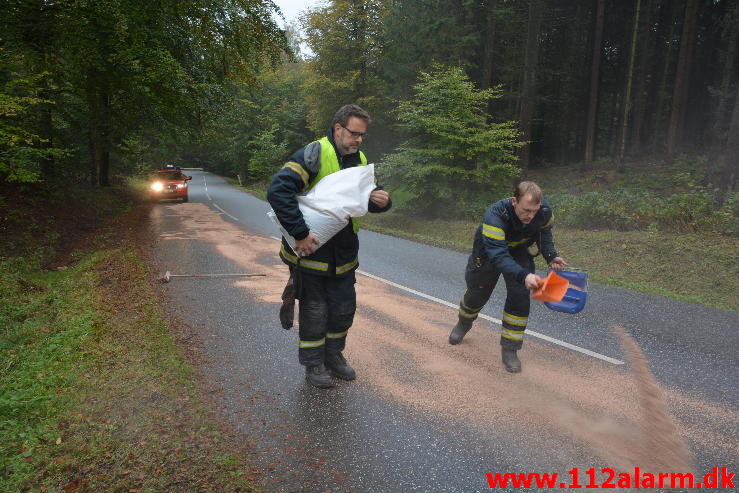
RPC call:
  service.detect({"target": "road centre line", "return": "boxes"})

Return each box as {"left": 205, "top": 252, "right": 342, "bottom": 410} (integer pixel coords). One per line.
{"left": 202, "top": 176, "right": 211, "bottom": 201}
{"left": 267, "top": 236, "right": 623, "bottom": 365}
{"left": 214, "top": 203, "right": 239, "bottom": 221}
{"left": 359, "top": 270, "right": 623, "bottom": 365}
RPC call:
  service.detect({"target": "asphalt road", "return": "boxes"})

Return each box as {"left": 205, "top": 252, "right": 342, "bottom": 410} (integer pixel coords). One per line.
{"left": 148, "top": 170, "right": 738, "bottom": 492}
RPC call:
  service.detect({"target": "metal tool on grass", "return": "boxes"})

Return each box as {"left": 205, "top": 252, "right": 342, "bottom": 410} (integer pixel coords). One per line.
{"left": 160, "top": 271, "right": 266, "bottom": 283}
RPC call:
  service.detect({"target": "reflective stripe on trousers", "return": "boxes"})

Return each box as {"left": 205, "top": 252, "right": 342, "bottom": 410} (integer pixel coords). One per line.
{"left": 458, "top": 251, "right": 534, "bottom": 350}
{"left": 297, "top": 272, "right": 357, "bottom": 366}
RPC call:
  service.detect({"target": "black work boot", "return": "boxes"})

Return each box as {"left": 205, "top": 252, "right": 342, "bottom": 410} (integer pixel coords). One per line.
{"left": 501, "top": 347, "right": 522, "bottom": 373}
{"left": 448, "top": 318, "right": 473, "bottom": 345}
{"left": 325, "top": 353, "right": 356, "bottom": 381}
{"left": 305, "top": 363, "right": 333, "bottom": 388}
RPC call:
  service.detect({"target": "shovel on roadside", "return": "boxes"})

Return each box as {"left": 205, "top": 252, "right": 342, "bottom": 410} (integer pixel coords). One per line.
{"left": 159, "top": 271, "right": 266, "bottom": 283}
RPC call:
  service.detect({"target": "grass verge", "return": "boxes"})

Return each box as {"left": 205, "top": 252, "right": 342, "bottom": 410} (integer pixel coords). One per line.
{"left": 233, "top": 178, "right": 737, "bottom": 311}
{"left": 361, "top": 211, "right": 738, "bottom": 312}
{"left": 1, "top": 198, "right": 259, "bottom": 491}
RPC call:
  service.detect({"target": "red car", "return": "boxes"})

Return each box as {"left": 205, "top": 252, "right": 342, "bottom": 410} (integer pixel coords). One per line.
{"left": 149, "top": 168, "right": 192, "bottom": 202}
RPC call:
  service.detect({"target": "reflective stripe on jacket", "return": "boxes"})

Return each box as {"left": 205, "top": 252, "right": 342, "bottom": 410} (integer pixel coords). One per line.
{"left": 267, "top": 128, "right": 388, "bottom": 277}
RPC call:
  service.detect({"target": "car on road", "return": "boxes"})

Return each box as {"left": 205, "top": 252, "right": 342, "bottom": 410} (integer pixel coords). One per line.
{"left": 149, "top": 167, "right": 192, "bottom": 202}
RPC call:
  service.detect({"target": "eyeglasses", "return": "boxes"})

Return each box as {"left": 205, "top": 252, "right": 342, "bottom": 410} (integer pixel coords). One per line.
{"left": 341, "top": 125, "right": 368, "bottom": 139}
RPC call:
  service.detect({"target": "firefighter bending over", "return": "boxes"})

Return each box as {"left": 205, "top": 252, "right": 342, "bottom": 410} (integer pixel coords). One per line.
{"left": 448, "top": 181, "right": 566, "bottom": 373}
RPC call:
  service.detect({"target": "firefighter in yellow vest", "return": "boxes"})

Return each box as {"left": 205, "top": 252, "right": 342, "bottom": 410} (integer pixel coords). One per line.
{"left": 267, "top": 104, "right": 392, "bottom": 388}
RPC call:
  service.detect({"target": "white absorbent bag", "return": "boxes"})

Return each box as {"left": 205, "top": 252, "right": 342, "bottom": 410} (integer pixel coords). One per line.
{"left": 268, "top": 163, "right": 375, "bottom": 255}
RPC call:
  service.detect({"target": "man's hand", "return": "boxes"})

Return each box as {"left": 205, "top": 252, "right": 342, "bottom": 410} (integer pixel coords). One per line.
{"left": 295, "top": 233, "right": 320, "bottom": 257}
{"left": 524, "top": 273, "right": 542, "bottom": 290}
{"left": 548, "top": 257, "right": 567, "bottom": 271}
{"left": 370, "top": 189, "right": 390, "bottom": 208}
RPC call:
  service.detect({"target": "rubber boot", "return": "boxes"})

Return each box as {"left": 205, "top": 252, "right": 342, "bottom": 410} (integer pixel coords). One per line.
{"left": 448, "top": 318, "right": 473, "bottom": 345}
{"left": 325, "top": 352, "right": 356, "bottom": 381}
{"left": 305, "top": 363, "right": 333, "bottom": 388}
{"left": 501, "top": 347, "right": 521, "bottom": 373}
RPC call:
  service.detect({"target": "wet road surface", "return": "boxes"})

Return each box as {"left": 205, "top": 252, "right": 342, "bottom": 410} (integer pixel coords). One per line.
{"left": 148, "top": 171, "right": 738, "bottom": 492}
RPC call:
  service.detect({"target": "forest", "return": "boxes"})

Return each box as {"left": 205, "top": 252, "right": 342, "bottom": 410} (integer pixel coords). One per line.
{"left": 3, "top": 2, "right": 738, "bottom": 491}
{"left": 2, "top": 0, "right": 738, "bottom": 228}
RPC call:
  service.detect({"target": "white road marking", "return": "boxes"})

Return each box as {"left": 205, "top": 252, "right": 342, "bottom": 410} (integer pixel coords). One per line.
{"left": 203, "top": 176, "right": 211, "bottom": 201}
{"left": 213, "top": 203, "right": 239, "bottom": 221}
{"left": 357, "top": 270, "right": 624, "bottom": 366}
{"left": 266, "top": 235, "right": 623, "bottom": 365}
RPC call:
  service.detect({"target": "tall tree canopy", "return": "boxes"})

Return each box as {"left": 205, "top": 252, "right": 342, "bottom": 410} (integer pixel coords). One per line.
{"left": 0, "top": 0, "right": 287, "bottom": 185}
{"left": 2, "top": 0, "right": 737, "bottom": 199}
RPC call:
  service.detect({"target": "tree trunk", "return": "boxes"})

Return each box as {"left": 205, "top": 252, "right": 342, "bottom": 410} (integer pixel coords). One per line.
{"left": 667, "top": 0, "right": 699, "bottom": 155}
{"left": 39, "top": 84, "right": 55, "bottom": 178}
{"left": 584, "top": 0, "right": 605, "bottom": 166}
{"left": 88, "top": 121, "right": 98, "bottom": 187}
{"left": 716, "top": 87, "right": 739, "bottom": 204}
{"left": 87, "top": 70, "right": 99, "bottom": 187}
{"left": 609, "top": 92, "right": 623, "bottom": 156}
{"left": 556, "top": 1, "right": 587, "bottom": 165}
{"left": 618, "top": 0, "right": 641, "bottom": 165}
{"left": 707, "top": 2, "right": 739, "bottom": 186}
{"left": 518, "top": 0, "right": 544, "bottom": 175}
{"left": 480, "top": 0, "right": 498, "bottom": 90}
{"left": 629, "top": 0, "right": 656, "bottom": 156}
{"left": 651, "top": 1, "right": 679, "bottom": 154}
{"left": 98, "top": 75, "right": 111, "bottom": 187}
{"left": 710, "top": 2, "right": 739, "bottom": 149}
{"left": 87, "top": 71, "right": 111, "bottom": 187}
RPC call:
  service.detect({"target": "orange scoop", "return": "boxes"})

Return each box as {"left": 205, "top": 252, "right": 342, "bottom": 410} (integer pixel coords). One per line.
{"left": 532, "top": 271, "right": 570, "bottom": 302}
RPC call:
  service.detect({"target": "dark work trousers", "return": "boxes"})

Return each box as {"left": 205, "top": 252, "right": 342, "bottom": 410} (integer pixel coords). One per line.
{"left": 458, "top": 250, "right": 534, "bottom": 350}
{"left": 297, "top": 271, "right": 357, "bottom": 367}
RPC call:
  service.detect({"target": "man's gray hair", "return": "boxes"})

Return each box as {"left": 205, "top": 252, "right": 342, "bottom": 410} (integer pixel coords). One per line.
{"left": 332, "top": 104, "right": 371, "bottom": 126}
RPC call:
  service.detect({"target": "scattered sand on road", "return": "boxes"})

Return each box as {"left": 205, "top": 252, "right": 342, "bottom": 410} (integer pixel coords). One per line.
{"left": 161, "top": 204, "right": 737, "bottom": 473}
{"left": 614, "top": 325, "right": 693, "bottom": 472}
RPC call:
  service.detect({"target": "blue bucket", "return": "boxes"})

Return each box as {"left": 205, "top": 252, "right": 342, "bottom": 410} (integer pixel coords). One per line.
{"left": 543, "top": 268, "right": 588, "bottom": 314}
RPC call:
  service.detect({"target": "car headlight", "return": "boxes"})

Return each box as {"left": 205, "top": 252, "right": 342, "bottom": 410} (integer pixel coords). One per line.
{"left": 177, "top": 183, "right": 187, "bottom": 188}
{"left": 151, "top": 182, "right": 164, "bottom": 191}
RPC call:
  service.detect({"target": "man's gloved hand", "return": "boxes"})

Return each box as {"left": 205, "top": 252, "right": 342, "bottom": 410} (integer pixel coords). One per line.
{"left": 279, "top": 276, "right": 296, "bottom": 329}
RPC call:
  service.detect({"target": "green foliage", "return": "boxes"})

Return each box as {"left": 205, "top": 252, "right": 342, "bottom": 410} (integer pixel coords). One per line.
{"left": 245, "top": 124, "right": 289, "bottom": 182}
{"left": 548, "top": 189, "right": 738, "bottom": 235}
{"left": 548, "top": 191, "right": 638, "bottom": 231}
{"left": 379, "top": 65, "right": 521, "bottom": 217}
{"left": 196, "top": 59, "right": 312, "bottom": 181}
{"left": 1, "top": 0, "right": 288, "bottom": 186}
{"left": 302, "top": 0, "right": 391, "bottom": 136}
{"left": 0, "top": 50, "right": 69, "bottom": 183}
{"left": 533, "top": 155, "right": 738, "bottom": 236}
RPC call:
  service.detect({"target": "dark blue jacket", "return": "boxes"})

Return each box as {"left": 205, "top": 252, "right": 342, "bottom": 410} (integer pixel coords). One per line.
{"left": 267, "top": 128, "right": 391, "bottom": 277}
{"left": 472, "top": 198, "right": 557, "bottom": 283}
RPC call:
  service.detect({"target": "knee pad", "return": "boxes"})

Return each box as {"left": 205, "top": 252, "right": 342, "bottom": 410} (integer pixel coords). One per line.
{"left": 329, "top": 300, "right": 356, "bottom": 331}
{"left": 299, "top": 301, "right": 328, "bottom": 337}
